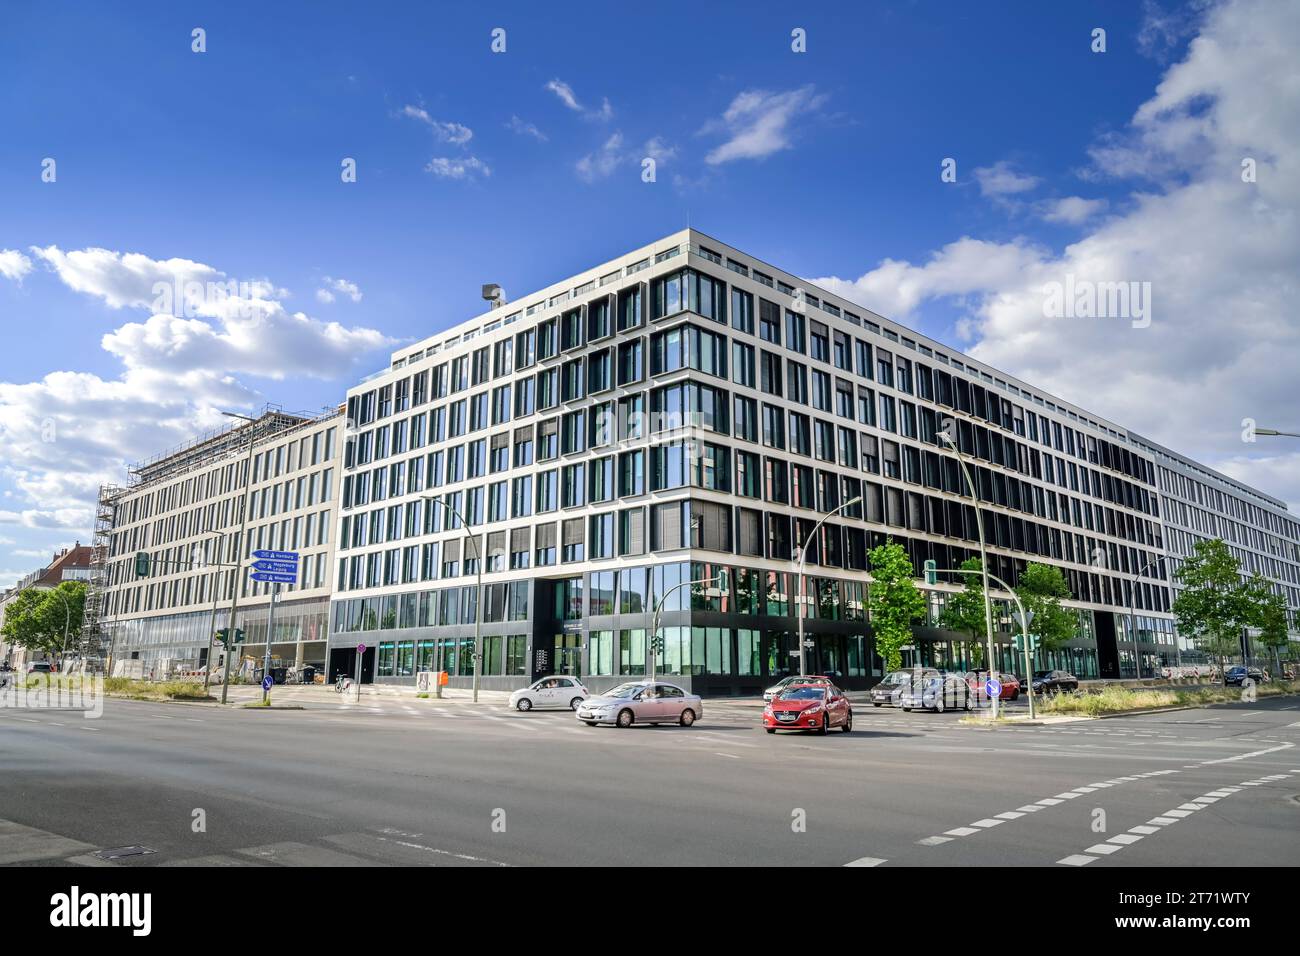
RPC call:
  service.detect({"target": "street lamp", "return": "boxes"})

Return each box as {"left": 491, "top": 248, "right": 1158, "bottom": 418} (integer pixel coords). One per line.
{"left": 937, "top": 421, "right": 999, "bottom": 719}
{"left": 219, "top": 411, "right": 258, "bottom": 705}
{"left": 795, "top": 496, "right": 862, "bottom": 677}
{"left": 648, "top": 575, "right": 719, "bottom": 684}
{"left": 1253, "top": 427, "right": 1300, "bottom": 438}
{"left": 422, "top": 495, "right": 483, "bottom": 703}
{"left": 195, "top": 528, "right": 226, "bottom": 693}
{"left": 1129, "top": 554, "right": 1168, "bottom": 680}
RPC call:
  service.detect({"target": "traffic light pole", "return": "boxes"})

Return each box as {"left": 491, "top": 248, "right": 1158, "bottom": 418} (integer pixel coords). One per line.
{"left": 926, "top": 565, "right": 1036, "bottom": 719}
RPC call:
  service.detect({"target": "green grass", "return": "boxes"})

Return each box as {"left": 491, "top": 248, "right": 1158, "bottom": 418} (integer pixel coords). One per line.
{"left": 1039, "top": 679, "right": 1300, "bottom": 716}
{"left": 102, "top": 677, "right": 212, "bottom": 702}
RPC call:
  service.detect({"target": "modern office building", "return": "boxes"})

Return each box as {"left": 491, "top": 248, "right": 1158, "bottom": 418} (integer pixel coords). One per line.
{"left": 0, "top": 544, "right": 94, "bottom": 669}
{"left": 88, "top": 407, "right": 343, "bottom": 675}
{"left": 325, "top": 228, "right": 1300, "bottom": 695}
{"left": 1134, "top": 435, "right": 1300, "bottom": 666}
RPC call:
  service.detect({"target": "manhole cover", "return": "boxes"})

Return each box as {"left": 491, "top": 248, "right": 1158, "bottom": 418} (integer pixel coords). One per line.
{"left": 93, "top": 845, "right": 157, "bottom": 860}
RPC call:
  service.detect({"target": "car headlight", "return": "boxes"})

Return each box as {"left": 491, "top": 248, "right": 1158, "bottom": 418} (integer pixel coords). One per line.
{"left": 804, "top": 706, "right": 823, "bottom": 716}
{"left": 763, "top": 706, "right": 773, "bottom": 716}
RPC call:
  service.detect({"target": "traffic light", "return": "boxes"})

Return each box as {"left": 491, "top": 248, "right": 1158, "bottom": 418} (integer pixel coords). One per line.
{"left": 134, "top": 551, "right": 150, "bottom": 577}
{"left": 924, "top": 559, "right": 937, "bottom": 585}
{"left": 215, "top": 628, "right": 228, "bottom": 645}
{"left": 215, "top": 628, "right": 244, "bottom": 646}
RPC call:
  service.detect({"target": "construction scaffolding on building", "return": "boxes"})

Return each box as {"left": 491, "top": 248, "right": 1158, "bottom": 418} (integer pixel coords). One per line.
{"left": 80, "top": 482, "right": 124, "bottom": 669}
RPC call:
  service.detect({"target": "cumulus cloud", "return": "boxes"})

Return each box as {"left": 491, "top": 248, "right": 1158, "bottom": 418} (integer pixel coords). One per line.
{"left": 0, "top": 247, "right": 395, "bottom": 533}
{"left": 703, "top": 85, "right": 827, "bottom": 165}
{"left": 1041, "top": 196, "right": 1109, "bottom": 224}
{"left": 545, "top": 79, "right": 613, "bottom": 120}
{"left": 973, "top": 161, "right": 1040, "bottom": 198}
{"left": 576, "top": 133, "right": 627, "bottom": 182}
{"left": 425, "top": 156, "right": 491, "bottom": 180}
{"left": 317, "top": 276, "right": 363, "bottom": 304}
{"left": 812, "top": 0, "right": 1300, "bottom": 509}
{"left": 506, "top": 115, "right": 547, "bottom": 141}
{"left": 399, "top": 105, "right": 473, "bottom": 145}
{"left": 0, "top": 249, "right": 33, "bottom": 281}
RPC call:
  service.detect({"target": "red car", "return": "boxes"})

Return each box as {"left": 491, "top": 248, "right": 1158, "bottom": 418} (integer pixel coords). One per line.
{"left": 763, "top": 684, "right": 853, "bottom": 735}
{"left": 964, "top": 670, "right": 1021, "bottom": 700}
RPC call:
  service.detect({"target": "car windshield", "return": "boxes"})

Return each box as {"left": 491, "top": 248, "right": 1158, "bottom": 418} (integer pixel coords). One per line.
{"left": 1033, "top": 671, "right": 1053, "bottom": 679}
{"left": 883, "top": 671, "right": 911, "bottom": 684}
{"left": 779, "top": 687, "right": 826, "bottom": 701}
{"left": 604, "top": 683, "right": 645, "bottom": 698}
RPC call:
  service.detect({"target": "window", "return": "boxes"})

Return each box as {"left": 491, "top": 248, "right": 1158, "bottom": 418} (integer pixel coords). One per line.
{"left": 759, "top": 298, "right": 781, "bottom": 343}
{"left": 785, "top": 310, "right": 806, "bottom": 353}
{"left": 731, "top": 287, "right": 754, "bottom": 334}
{"left": 617, "top": 338, "right": 644, "bottom": 384}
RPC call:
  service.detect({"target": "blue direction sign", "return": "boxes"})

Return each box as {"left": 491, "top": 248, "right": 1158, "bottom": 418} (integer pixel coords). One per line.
{"left": 985, "top": 678, "right": 1003, "bottom": 700}
{"left": 262, "top": 675, "right": 274, "bottom": 691}
{"left": 250, "top": 571, "right": 297, "bottom": 584}
{"left": 252, "top": 560, "right": 298, "bottom": 574}
{"left": 253, "top": 549, "right": 299, "bottom": 563}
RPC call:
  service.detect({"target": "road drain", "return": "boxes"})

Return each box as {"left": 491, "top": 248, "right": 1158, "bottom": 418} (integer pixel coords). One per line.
{"left": 93, "top": 845, "right": 157, "bottom": 860}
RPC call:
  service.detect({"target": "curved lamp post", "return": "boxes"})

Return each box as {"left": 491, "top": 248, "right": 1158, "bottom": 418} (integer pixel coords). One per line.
{"left": 794, "top": 497, "right": 862, "bottom": 677}
{"left": 423, "top": 495, "right": 483, "bottom": 702}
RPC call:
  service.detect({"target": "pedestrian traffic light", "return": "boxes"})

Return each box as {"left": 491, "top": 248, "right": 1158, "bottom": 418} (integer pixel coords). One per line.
{"left": 134, "top": 551, "right": 150, "bottom": 577}
{"left": 215, "top": 628, "right": 228, "bottom": 645}
{"left": 924, "top": 559, "right": 937, "bottom": 585}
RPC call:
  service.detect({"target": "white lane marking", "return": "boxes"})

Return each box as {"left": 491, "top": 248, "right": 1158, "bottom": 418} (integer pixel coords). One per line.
{"left": 916, "top": 836, "right": 952, "bottom": 846}
{"left": 712, "top": 752, "right": 741, "bottom": 759}
{"left": 1058, "top": 773, "right": 1273, "bottom": 866}
{"left": 1197, "top": 741, "right": 1293, "bottom": 765}
{"left": 843, "top": 856, "right": 887, "bottom": 867}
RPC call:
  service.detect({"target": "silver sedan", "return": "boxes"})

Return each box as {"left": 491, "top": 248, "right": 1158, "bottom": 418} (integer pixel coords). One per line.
{"left": 576, "top": 681, "right": 703, "bottom": 728}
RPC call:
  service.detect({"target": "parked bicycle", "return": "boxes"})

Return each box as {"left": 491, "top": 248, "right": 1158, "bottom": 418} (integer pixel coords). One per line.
{"left": 334, "top": 675, "right": 353, "bottom": 693}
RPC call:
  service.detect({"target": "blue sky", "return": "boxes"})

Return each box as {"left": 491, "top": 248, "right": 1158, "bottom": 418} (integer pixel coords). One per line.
{"left": 2, "top": 0, "right": 1298, "bottom": 583}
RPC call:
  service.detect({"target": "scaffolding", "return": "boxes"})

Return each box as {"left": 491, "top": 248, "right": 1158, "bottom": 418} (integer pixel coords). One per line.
{"left": 80, "top": 482, "right": 125, "bottom": 667}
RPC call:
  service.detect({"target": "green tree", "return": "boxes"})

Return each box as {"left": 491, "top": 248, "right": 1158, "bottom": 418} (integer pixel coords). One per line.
{"left": 868, "top": 540, "right": 927, "bottom": 672}
{"left": 1171, "top": 539, "right": 1253, "bottom": 679}
{"left": 1246, "top": 578, "right": 1290, "bottom": 673}
{"left": 0, "top": 581, "right": 86, "bottom": 657}
{"left": 938, "top": 556, "right": 987, "bottom": 668}
{"left": 1015, "top": 563, "right": 1076, "bottom": 652}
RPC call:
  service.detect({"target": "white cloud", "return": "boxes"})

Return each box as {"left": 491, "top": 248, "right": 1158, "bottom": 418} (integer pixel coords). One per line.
{"left": 703, "top": 85, "right": 827, "bottom": 165}
{"left": 0, "top": 249, "right": 33, "bottom": 282}
{"left": 399, "top": 105, "right": 473, "bottom": 145}
{"left": 576, "top": 133, "right": 626, "bottom": 182}
{"left": 315, "top": 288, "right": 335, "bottom": 304}
{"left": 544, "top": 78, "right": 613, "bottom": 121}
{"left": 0, "top": 246, "right": 396, "bottom": 535}
{"left": 320, "top": 276, "right": 362, "bottom": 303}
{"left": 425, "top": 156, "right": 491, "bottom": 180}
{"left": 506, "top": 115, "right": 547, "bottom": 141}
{"left": 973, "top": 161, "right": 1040, "bottom": 198}
{"left": 1041, "top": 196, "right": 1109, "bottom": 224}
{"left": 811, "top": 0, "right": 1300, "bottom": 509}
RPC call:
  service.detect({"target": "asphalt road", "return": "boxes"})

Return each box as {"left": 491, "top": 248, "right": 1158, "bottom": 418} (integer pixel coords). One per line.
{"left": 1, "top": 688, "right": 1297, "bottom": 867}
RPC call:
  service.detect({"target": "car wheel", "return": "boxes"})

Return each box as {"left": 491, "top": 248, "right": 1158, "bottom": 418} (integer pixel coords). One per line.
{"left": 817, "top": 713, "right": 828, "bottom": 735}
{"left": 765, "top": 727, "right": 776, "bottom": 734}
{"left": 569, "top": 697, "right": 583, "bottom": 710}
{"left": 841, "top": 711, "right": 852, "bottom": 733}
{"left": 934, "top": 696, "right": 945, "bottom": 713}
{"left": 1011, "top": 690, "right": 1020, "bottom": 700}
{"left": 516, "top": 698, "right": 532, "bottom": 712}
{"left": 679, "top": 708, "right": 696, "bottom": 727}
{"left": 616, "top": 708, "right": 634, "bottom": 728}
{"left": 903, "top": 706, "right": 912, "bottom": 712}
{"left": 963, "top": 692, "right": 972, "bottom": 711}
{"left": 873, "top": 702, "right": 882, "bottom": 707}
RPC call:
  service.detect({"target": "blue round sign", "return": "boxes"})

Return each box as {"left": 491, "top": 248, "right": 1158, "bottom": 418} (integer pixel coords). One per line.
{"left": 985, "top": 678, "right": 1002, "bottom": 699}
{"left": 262, "top": 675, "right": 274, "bottom": 691}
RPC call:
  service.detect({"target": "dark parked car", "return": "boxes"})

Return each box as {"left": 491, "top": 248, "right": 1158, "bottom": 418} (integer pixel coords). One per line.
{"left": 1030, "top": 669, "right": 1078, "bottom": 695}
{"left": 870, "top": 668, "right": 940, "bottom": 707}
{"left": 1224, "top": 666, "right": 1267, "bottom": 686}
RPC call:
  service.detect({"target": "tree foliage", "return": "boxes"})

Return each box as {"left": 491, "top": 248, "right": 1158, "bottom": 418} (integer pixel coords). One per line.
{"left": 0, "top": 581, "right": 86, "bottom": 656}
{"left": 938, "top": 556, "right": 987, "bottom": 667}
{"left": 868, "top": 540, "right": 927, "bottom": 671}
{"left": 1015, "top": 562, "right": 1076, "bottom": 652}
{"left": 1171, "top": 539, "right": 1256, "bottom": 673}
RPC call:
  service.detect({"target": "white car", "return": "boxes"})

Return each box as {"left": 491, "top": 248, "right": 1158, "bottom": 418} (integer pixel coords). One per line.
{"left": 900, "top": 674, "right": 972, "bottom": 713}
{"left": 576, "top": 681, "right": 704, "bottom": 728}
{"left": 510, "top": 676, "right": 589, "bottom": 712}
